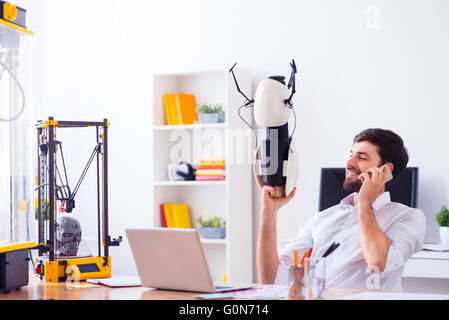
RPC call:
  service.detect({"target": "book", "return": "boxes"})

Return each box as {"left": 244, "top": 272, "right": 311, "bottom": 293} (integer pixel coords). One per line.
{"left": 196, "top": 158, "right": 226, "bottom": 181}
{"left": 200, "top": 159, "right": 225, "bottom": 167}
{"left": 163, "top": 204, "right": 175, "bottom": 228}
{"left": 160, "top": 204, "right": 167, "bottom": 227}
{"left": 196, "top": 166, "right": 225, "bottom": 170}
{"left": 195, "top": 176, "right": 224, "bottom": 181}
{"left": 196, "top": 169, "right": 226, "bottom": 176}
{"left": 168, "top": 94, "right": 180, "bottom": 125}
{"left": 175, "top": 93, "right": 198, "bottom": 125}
{"left": 171, "top": 204, "right": 192, "bottom": 228}
{"left": 163, "top": 94, "right": 174, "bottom": 125}
{"left": 161, "top": 204, "right": 192, "bottom": 228}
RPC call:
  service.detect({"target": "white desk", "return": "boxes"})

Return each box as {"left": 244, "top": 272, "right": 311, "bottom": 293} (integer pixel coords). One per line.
{"left": 402, "top": 250, "right": 449, "bottom": 294}
{"left": 403, "top": 250, "right": 449, "bottom": 279}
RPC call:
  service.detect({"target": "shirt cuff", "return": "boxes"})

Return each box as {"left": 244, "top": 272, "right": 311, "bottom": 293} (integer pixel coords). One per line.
{"left": 382, "top": 241, "right": 405, "bottom": 274}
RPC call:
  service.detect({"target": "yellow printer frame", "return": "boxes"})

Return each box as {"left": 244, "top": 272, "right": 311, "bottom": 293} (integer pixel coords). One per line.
{"left": 35, "top": 117, "right": 120, "bottom": 283}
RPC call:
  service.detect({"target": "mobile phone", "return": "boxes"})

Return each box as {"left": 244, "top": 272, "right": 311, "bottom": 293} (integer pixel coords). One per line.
{"left": 379, "top": 164, "right": 394, "bottom": 183}
{"left": 359, "top": 164, "right": 393, "bottom": 183}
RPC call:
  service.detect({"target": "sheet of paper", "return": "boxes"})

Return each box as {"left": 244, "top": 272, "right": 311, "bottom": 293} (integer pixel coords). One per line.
{"left": 227, "top": 285, "right": 288, "bottom": 300}
{"left": 87, "top": 276, "right": 142, "bottom": 288}
{"left": 66, "top": 282, "right": 100, "bottom": 289}
{"left": 422, "top": 243, "right": 449, "bottom": 252}
{"left": 341, "top": 291, "right": 449, "bottom": 300}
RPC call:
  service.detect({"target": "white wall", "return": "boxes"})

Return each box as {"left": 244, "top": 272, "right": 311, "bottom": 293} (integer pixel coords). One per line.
{"left": 15, "top": 0, "right": 449, "bottom": 280}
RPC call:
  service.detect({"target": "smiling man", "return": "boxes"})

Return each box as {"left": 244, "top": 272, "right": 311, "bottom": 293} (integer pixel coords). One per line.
{"left": 257, "top": 128, "right": 426, "bottom": 291}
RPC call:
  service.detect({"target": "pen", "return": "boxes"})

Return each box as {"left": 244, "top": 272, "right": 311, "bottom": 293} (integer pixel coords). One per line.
{"left": 300, "top": 248, "right": 312, "bottom": 268}
{"left": 290, "top": 248, "right": 309, "bottom": 299}
{"left": 322, "top": 242, "right": 340, "bottom": 258}
{"left": 293, "top": 249, "right": 298, "bottom": 268}
{"left": 308, "top": 248, "right": 313, "bottom": 258}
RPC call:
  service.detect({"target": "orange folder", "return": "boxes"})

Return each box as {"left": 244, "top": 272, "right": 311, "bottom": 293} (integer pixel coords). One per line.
{"left": 168, "top": 94, "right": 180, "bottom": 125}
{"left": 163, "top": 94, "right": 174, "bottom": 125}
{"left": 175, "top": 93, "right": 198, "bottom": 125}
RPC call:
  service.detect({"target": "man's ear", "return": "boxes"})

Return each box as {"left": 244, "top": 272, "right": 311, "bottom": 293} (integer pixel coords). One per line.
{"left": 387, "top": 162, "right": 394, "bottom": 173}
{"left": 387, "top": 163, "right": 394, "bottom": 175}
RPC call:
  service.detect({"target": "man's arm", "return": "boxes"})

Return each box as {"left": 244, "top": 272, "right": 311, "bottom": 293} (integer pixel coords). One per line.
{"left": 257, "top": 186, "right": 296, "bottom": 284}
{"left": 257, "top": 207, "right": 279, "bottom": 284}
{"left": 358, "top": 203, "right": 391, "bottom": 272}
{"left": 358, "top": 167, "right": 392, "bottom": 272}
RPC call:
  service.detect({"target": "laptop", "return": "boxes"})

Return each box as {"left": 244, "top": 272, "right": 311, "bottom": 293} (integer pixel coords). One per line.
{"left": 125, "top": 228, "right": 254, "bottom": 293}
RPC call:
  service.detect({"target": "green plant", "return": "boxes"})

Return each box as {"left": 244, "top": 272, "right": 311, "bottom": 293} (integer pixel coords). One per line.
{"left": 436, "top": 206, "right": 449, "bottom": 227}
{"left": 196, "top": 103, "right": 224, "bottom": 114}
{"left": 197, "top": 216, "right": 226, "bottom": 228}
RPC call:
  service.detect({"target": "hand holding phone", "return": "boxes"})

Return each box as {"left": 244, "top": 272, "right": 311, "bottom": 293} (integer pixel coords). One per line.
{"left": 359, "top": 163, "right": 393, "bottom": 184}
{"left": 357, "top": 164, "right": 393, "bottom": 206}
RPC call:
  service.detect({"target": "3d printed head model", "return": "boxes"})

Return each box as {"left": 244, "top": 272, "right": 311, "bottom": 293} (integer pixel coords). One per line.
{"left": 56, "top": 216, "right": 81, "bottom": 256}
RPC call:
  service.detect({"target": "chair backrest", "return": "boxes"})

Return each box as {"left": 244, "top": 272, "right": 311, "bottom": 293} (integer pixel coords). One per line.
{"left": 318, "top": 167, "right": 419, "bottom": 211}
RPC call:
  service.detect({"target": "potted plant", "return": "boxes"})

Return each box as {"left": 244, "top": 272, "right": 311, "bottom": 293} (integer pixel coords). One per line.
{"left": 197, "top": 216, "right": 226, "bottom": 239}
{"left": 436, "top": 206, "right": 449, "bottom": 244}
{"left": 196, "top": 103, "right": 225, "bottom": 124}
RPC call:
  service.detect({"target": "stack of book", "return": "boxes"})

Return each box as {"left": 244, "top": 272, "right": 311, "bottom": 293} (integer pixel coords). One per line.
{"left": 159, "top": 203, "right": 192, "bottom": 228}
{"left": 163, "top": 93, "right": 198, "bottom": 125}
{"left": 195, "top": 158, "right": 226, "bottom": 182}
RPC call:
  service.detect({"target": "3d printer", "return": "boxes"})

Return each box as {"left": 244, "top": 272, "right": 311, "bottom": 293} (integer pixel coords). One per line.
{"left": 34, "top": 117, "right": 121, "bottom": 283}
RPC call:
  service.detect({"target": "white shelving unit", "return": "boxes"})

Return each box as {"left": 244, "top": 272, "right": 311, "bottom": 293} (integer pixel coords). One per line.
{"left": 403, "top": 250, "right": 449, "bottom": 279}
{"left": 151, "top": 69, "right": 253, "bottom": 282}
{"left": 402, "top": 250, "right": 449, "bottom": 294}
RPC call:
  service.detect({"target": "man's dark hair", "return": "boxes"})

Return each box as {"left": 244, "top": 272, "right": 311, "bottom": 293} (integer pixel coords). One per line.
{"left": 353, "top": 128, "right": 409, "bottom": 182}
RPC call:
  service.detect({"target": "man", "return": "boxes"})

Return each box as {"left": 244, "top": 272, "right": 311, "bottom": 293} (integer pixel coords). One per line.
{"left": 257, "top": 128, "right": 426, "bottom": 291}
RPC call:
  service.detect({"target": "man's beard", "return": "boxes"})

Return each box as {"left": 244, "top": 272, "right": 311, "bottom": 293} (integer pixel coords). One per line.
{"left": 343, "top": 178, "right": 363, "bottom": 192}
{"left": 343, "top": 167, "right": 363, "bottom": 192}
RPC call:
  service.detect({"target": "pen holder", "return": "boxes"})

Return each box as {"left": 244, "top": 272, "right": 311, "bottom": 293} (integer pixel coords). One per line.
{"left": 287, "top": 266, "right": 305, "bottom": 300}
{"left": 304, "top": 257, "right": 326, "bottom": 300}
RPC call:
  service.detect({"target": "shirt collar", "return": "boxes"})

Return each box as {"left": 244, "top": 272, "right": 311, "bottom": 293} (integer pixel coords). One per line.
{"left": 372, "top": 192, "right": 391, "bottom": 210}
{"left": 339, "top": 192, "right": 391, "bottom": 211}
{"left": 339, "top": 193, "right": 356, "bottom": 208}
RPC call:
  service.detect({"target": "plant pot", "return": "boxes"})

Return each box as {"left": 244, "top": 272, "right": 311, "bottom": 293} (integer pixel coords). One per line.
{"left": 440, "top": 226, "right": 449, "bottom": 244}
{"left": 198, "top": 113, "right": 225, "bottom": 124}
{"left": 198, "top": 227, "right": 226, "bottom": 239}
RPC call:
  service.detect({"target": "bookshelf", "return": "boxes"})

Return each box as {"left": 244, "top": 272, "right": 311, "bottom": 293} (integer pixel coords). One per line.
{"left": 151, "top": 69, "right": 253, "bottom": 282}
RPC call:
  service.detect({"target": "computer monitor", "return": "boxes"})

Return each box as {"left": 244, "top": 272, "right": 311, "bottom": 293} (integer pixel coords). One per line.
{"left": 318, "top": 167, "right": 418, "bottom": 212}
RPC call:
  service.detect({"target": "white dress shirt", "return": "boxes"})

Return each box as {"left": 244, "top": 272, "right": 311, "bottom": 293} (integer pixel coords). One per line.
{"left": 275, "top": 192, "right": 426, "bottom": 291}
